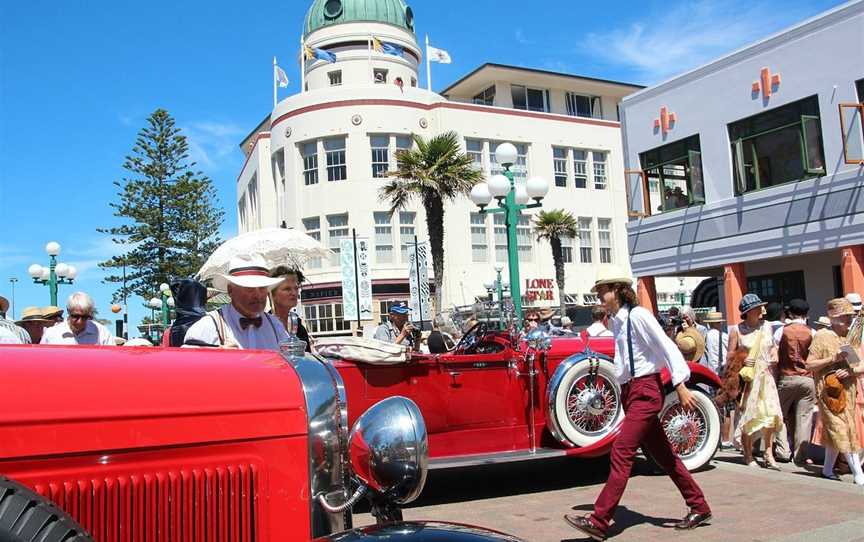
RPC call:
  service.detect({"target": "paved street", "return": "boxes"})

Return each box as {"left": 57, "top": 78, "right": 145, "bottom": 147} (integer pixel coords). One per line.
{"left": 355, "top": 451, "right": 864, "bottom": 541}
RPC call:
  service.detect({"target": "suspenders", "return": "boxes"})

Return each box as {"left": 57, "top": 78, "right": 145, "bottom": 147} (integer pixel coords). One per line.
{"left": 626, "top": 306, "right": 636, "bottom": 379}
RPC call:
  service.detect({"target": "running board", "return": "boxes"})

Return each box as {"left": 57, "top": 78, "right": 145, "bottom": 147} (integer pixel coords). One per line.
{"left": 429, "top": 448, "right": 568, "bottom": 469}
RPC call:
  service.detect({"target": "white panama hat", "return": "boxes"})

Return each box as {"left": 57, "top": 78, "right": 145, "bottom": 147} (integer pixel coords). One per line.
{"left": 211, "top": 254, "right": 285, "bottom": 292}
{"left": 591, "top": 265, "right": 634, "bottom": 293}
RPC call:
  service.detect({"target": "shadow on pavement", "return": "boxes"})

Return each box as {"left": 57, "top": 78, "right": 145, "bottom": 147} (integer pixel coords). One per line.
{"left": 561, "top": 504, "right": 681, "bottom": 541}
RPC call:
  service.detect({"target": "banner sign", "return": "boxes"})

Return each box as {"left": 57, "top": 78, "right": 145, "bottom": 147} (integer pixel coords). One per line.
{"left": 407, "top": 240, "right": 433, "bottom": 323}
{"left": 340, "top": 235, "right": 373, "bottom": 321}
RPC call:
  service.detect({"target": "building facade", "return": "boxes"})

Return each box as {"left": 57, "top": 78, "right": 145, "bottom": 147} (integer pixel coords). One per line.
{"left": 620, "top": 0, "right": 864, "bottom": 323}
{"left": 236, "top": 0, "right": 646, "bottom": 335}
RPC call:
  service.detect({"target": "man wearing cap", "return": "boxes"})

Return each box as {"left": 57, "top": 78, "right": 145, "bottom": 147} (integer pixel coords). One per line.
{"left": 374, "top": 302, "right": 416, "bottom": 348}
{"left": 0, "top": 295, "right": 31, "bottom": 344}
{"left": 184, "top": 255, "right": 289, "bottom": 350}
{"left": 41, "top": 292, "right": 115, "bottom": 345}
{"left": 774, "top": 298, "right": 816, "bottom": 465}
{"left": 703, "top": 312, "right": 732, "bottom": 447}
{"left": 16, "top": 307, "right": 50, "bottom": 344}
{"left": 564, "top": 266, "right": 711, "bottom": 540}
{"left": 846, "top": 293, "right": 863, "bottom": 315}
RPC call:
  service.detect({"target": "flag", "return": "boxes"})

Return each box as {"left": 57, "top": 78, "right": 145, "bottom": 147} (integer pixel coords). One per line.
{"left": 275, "top": 65, "right": 289, "bottom": 88}
{"left": 304, "top": 45, "right": 337, "bottom": 63}
{"left": 427, "top": 45, "right": 451, "bottom": 64}
{"left": 372, "top": 36, "right": 403, "bottom": 57}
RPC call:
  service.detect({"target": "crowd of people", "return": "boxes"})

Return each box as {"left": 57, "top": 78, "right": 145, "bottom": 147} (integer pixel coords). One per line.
{"left": 669, "top": 292, "right": 864, "bottom": 484}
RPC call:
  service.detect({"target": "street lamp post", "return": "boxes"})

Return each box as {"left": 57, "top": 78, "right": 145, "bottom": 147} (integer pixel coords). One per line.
{"left": 8, "top": 277, "right": 17, "bottom": 320}
{"left": 149, "top": 283, "right": 174, "bottom": 326}
{"left": 483, "top": 265, "right": 510, "bottom": 330}
{"left": 470, "top": 143, "right": 549, "bottom": 324}
{"left": 28, "top": 242, "right": 77, "bottom": 306}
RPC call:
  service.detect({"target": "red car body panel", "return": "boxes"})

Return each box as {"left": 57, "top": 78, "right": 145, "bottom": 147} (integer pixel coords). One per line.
{"left": 0, "top": 344, "right": 312, "bottom": 541}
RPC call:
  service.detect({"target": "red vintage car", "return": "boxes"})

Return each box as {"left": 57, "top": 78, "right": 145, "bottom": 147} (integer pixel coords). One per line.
{"left": 0, "top": 341, "right": 524, "bottom": 542}
{"left": 328, "top": 324, "right": 722, "bottom": 473}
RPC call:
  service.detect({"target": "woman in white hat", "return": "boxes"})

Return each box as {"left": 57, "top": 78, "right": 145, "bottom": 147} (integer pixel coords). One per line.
{"left": 183, "top": 254, "right": 289, "bottom": 350}
{"left": 564, "top": 266, "right": 711, "bottom": 540}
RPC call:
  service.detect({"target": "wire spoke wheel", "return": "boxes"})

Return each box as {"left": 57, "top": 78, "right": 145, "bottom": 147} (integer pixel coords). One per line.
{"left": 565, "top": 375, "right": 620, "bottom": 436}
{"left": 661, "top": 405, "right": 708, "bottom": 458}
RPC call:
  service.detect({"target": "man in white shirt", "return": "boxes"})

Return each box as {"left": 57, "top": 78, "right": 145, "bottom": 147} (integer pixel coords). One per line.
{"left": 41, "top": 292, "right": 115, "bottom": 345}
{"left": 565, "top": 267, "right": 711, "bottom": 540}
{"left": 0, "top": 295, "right": 30, "bottom": 344}
{"left": 702, "top": 311, "right": 729, "bottom": 375}
{"left": 585, "top": 306, "right": 613, "bottom": 337}
{"left": 184, "top": 254, "right": 289, "bottom": 350}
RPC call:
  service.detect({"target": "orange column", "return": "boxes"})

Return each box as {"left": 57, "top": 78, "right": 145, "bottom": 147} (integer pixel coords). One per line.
{"left": 841, "top": 246, "right": 864, "bottom": 296}
{"left": 637, "top": 276, "right": 658, "bottom": 314}
{"left": 723, "top": 263, "right": 746, "bottom": 325}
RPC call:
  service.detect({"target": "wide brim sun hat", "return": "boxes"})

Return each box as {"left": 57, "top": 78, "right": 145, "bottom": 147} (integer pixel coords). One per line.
{"left": 827, "top": 298, "right": 857, "bottom": 319}
{"left": 702, "top": 311, "right": 726, "bottom": 323}
{"left": 591, "top": 265, "right": 633, "bottom": 293}
{"left": 211, "top": 254, "right": 286, "bottom": 292}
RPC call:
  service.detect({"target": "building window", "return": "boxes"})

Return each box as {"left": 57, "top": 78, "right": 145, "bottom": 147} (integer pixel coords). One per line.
{"left": 374, "top": 68, "right": 388, "bottom": 84}
{"left": 640, "top": 135, "right": 704, "bottom": 213}
{"left": 470, "top": 212, "right": 488, "bottom": 262}
{"left": 729, "top": 95, "right": 825, "bottom": 195}
{"left": 394, "top": 135, "right": 412, "bottom": 167}
{"left": 517, "top": 215, "right": 532, "bottom": 261}
{"left": 597, "top": 218, "right": 612, "bottom": 263}
{"left": 370, "top": 135, "right": 390, "bottom": 178}
{"left": 325, "top": 137, "right": 347, "bottom": 181}
{"left": 565, "top": 92, "right": 602, "bottom": 119}
{"left": 560, "top": 235, "right": 574, "bottom": 263}
{"left": 473, "top": 85, "right": 495, "bottom": 106}
{"left": 327, "top": 213, "right": 349, "bottom": 266}
{"left": 511, "top": 85, "right": 549, "bottom": 112}
{"left": 238, "top": 194, "right": 247, "bottom": 231}
{"left": 410, "top": 77, "right": 417, "bottom": 87}
{"left": 399, "top": 211, "right": 416, "bottom": 262}
{"left": 746, "top": 270, "right": 806, "bottom": 304}
{"left": 248, "top": 175, "right": 260, "bottom": 228}
{"left": 374, "top": 211, "right": 393, "bottom": 263}
{"left": 466, "top": 139, "right": 484, "bottom": 169}
{"left": 303, "top": 216, "right": 322, "bottom": 268}
{"left": 577, "top": 217, "right": 593, "bottom": 263}
{"left": 592, "top": 152, "right": 607, "bottom": 190}
{"left": 271, "top": 149, "right": 286, "bottom": 223}
{"left": 328, "top": 70, "right": 342, "bottom": 86}
{"left": 553, "top": 147, "right": 568, "bottom": 187}
{"left": 573, "top": 150, "right": 588, "bottom": 188}
{"left": 491, "top": 141, "right": 528, "bottom": 181}
{"left": 301, "top": 141, "right": 319, "bottom": 186}
{"left": 493, "top": 214, "right": 507, "bottom": 262}
{"left": 304, "top": 303, "right": 351, "bottom": 334}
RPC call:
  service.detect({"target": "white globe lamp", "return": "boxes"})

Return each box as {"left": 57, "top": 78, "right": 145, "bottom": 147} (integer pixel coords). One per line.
{"left": 66, "top": 266, "right": 78, "bottom": 280}
{"left": 167, "top": 297, "right": 176, "bottom": 308}
{"left": 149, "top": 297, "right": 161, "bottom": 309}
{"left": 28, "top": 264, "right": 43, "bottom": 279}
{"left": 494, "top": 142, "right": 518, "bottom": 167}
{"left": 159, "top": 282, "right": 170, "bottom": 294}
{"left": 40, "top": 268, "right": 50, "bottom": 281}
{"left": 45, "top": 241, "right": 61, "bottom": 256}
{"left": 526, "top": 176, "right": 550, "bottom": 202}
{"left": 469, "top": 183, "right": 493, "bottom": 208}
{"left": 55, "top": 263, "right": 69, "bottom": 278}
{"left": 514, "top": 184, "right": 530, "bottom": 205}
{"left": 488, "top": 174, "right": 511, "bottom": 199}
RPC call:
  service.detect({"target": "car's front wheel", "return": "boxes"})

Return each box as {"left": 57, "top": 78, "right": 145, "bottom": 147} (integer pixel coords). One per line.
{"left": 0, "top": 476, "right": 94, "bottom": 542}
{"left": 658, "top": 388, "right": 721, "bottom": 471}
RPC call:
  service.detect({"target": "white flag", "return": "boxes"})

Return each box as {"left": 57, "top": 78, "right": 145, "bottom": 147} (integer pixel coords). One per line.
{"left": 275, "top": 65, "right": 289, "bottom": 88}
{"left": 427, "top": 45, "right": 451, "bottom": 64}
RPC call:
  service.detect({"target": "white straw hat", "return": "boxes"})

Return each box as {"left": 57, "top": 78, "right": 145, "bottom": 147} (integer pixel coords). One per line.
{"left": 211, "top": 254, "right": 285, "bottom": 292}
{"left": 591, "top": 265, "right": 633, "bottom": 293}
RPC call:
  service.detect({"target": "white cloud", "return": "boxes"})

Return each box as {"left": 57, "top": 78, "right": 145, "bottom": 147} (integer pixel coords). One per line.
{"left": 182, "top": 121, "right": 245, "bottom": 171}
{"left": 582, "top": 0, "right": 816, "bottom": 81}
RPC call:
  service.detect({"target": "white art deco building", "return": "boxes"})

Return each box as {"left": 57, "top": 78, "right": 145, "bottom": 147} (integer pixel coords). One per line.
{"left": 235, "top": 0, "right": 648, "bottom": 336}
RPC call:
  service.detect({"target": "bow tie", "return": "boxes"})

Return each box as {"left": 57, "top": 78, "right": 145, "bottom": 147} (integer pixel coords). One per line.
{"left": 239, "top": 316, "right": 263, "bottom": 330}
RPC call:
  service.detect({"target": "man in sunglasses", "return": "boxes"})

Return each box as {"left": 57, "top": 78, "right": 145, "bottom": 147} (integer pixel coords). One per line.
{"left": 41, "top": 292, "right": 115, "bottom": 345}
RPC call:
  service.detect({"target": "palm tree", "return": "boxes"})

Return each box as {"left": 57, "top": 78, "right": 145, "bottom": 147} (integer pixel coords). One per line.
{"left": 380, "top": 131, "right": 484, "bottom": 314}
{"left": 534, "top": 209, "right": 578, "bottom": 316}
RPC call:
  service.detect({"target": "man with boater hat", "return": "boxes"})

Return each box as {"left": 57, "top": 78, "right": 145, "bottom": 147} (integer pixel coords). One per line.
{"left": 564, "top": 266, "right": 711, "bottom": 540}
{"left": 184, "top": 254, "right": 289, "bottom": 350}
{"left": 16, "top": 307, "right": 51, "bottom": 344}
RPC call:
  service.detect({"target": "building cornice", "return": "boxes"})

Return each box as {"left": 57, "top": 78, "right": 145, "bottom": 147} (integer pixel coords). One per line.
{"left": 623, "top": 0, "right": 864, "bottom": 105}
{"left": 236, "top": 132, "right": 270, "bottom": 183}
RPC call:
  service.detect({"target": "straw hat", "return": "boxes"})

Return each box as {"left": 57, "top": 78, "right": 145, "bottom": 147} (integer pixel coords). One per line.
{"left": 42, "top": 306, "right": 64, "bottom": 320}
{"left": 211, "top": 254, "right": 286, "bottom": 292}
{"left": 676, "top": 327, "right": 705, "bottom": 362}
{"left": 591, "top": 265, "right": 633, "bottom": 293}
{"left": 814, "top": 316, "right": 831, "bottom": 328}
{"left": 702, "top": 311, "right": 725, "bottom": 323}
{"left": 15, "top": 306, "right": 49, "bottom": 325}
{"left": 827, "top": 298, "right": 856, "bottom": 318}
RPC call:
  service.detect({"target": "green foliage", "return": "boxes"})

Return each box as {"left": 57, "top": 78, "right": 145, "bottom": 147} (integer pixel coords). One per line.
{"left": 98, "top": 109, "right": 224, "bottom": 304}
{"left": 534, "top": 209, "right": 579, "bottom": 314}
{"left": 379, "top": 131, "right": 484, "bottom": 312}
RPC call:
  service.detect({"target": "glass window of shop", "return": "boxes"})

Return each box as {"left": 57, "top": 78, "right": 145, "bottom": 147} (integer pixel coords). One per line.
{"left": 640, "top": 134, "right": 705, "bottom": 213}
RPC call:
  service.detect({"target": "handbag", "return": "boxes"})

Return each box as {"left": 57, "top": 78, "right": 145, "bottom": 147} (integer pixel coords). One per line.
{"left": 738, "top": 328, "right": 763, "bottom": 382}
{"left": 823, "top": 371, "right": 847, "bottom": 415}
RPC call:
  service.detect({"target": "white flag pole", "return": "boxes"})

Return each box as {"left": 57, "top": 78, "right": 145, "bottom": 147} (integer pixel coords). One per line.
{"left": 368, "top": 33, "right": 373, "bottom": 83}
{"left": 300, "top": 35, "right": 306, "bottom": 93}
{"left": 273, "top": 56, "right": 278, "bottom": 108}
{"left": 425, "top": 34, "right": 432, "bottom": 92}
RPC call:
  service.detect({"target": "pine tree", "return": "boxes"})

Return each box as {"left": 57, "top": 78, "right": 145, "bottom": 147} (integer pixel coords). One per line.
{"left": 99, "top": 109, "right": 224, "bottom": 302}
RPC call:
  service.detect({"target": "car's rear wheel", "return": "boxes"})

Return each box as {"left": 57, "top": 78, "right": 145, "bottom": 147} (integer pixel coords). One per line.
{"left": 0, "top": 476, "right": 94, "bottom": 542}
{"left": 658, "top": 388, "right": 720, "bottom": 471}
{"left": 549, "top": 358, "right": 624, "bottom": 447}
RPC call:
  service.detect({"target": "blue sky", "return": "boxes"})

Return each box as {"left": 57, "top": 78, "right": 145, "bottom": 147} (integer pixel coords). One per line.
{"left": 0, "top": 0, "right": 843, "bottom": 333}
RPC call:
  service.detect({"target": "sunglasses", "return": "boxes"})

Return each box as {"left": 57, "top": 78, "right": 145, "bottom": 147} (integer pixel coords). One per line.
{"left": 526, "top": 318, "right": 539, "bottom": 322}
{"left": 68, "top": 313, "right": 92, "bottom": 321}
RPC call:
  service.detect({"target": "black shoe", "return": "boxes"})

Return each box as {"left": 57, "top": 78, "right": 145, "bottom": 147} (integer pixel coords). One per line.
{"left": 675, "top": 511, "right": 712, "bottom": 530}
{"left": 563, "top": 514, "right": 606, "bottom": 541}
{"left": 821, "top": 472, "right": 841, "bottom": 481}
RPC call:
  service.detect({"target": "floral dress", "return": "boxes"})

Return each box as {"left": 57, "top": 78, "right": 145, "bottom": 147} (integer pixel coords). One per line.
{"left": 734, "top": 322, "right": 784, "bottom": 444}
{"left": 809, "top": 329, "right": 860, "bottom": 453}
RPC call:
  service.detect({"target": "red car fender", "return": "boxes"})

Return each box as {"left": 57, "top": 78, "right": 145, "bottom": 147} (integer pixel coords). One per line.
{"left": 659, "top": 362, "right": 722, "bottom": 391}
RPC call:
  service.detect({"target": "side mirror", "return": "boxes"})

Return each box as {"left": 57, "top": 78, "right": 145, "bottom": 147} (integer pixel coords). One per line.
{"left": 525, "top": 328, "right": 552, "bottom": 351}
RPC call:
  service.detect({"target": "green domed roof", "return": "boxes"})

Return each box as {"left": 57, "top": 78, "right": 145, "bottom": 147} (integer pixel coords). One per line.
{"left": 305, "top": 0, "right": 415, "bottom": 36}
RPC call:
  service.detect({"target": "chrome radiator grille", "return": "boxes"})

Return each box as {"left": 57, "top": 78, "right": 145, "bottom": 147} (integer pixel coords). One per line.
{"left": 33, "top": 464, "right": 259, "bottom": 542}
